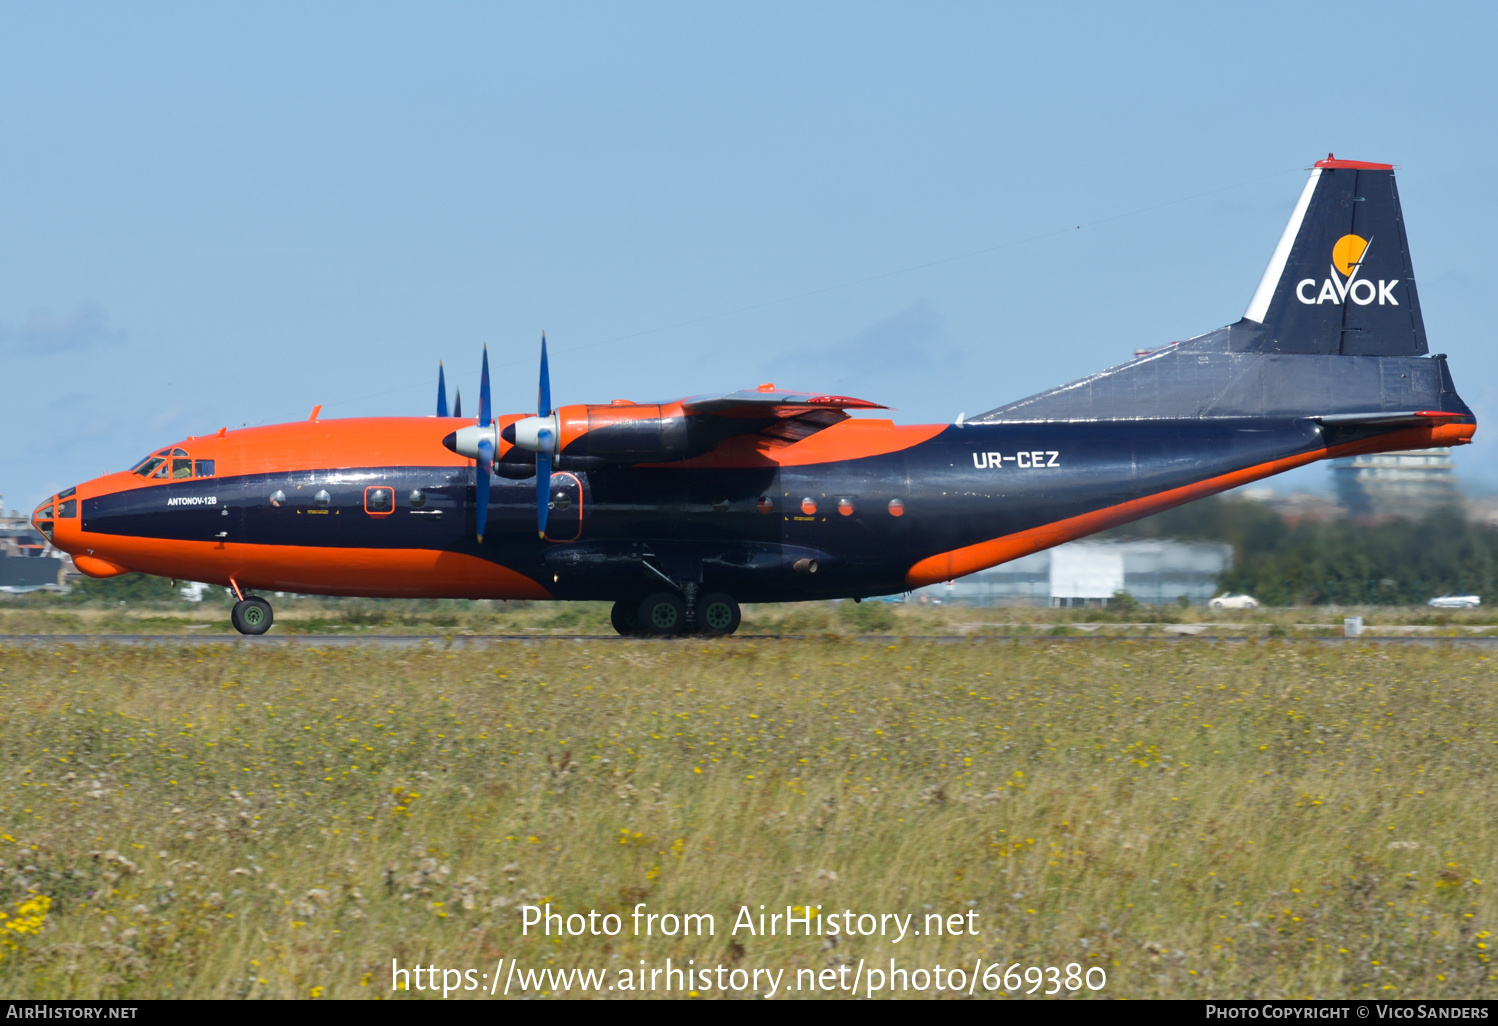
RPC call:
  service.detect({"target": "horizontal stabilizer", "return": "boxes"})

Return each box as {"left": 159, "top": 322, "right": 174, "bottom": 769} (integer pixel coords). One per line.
{"left": 1314, "top": 410, "right": 1470, "bottom": 427}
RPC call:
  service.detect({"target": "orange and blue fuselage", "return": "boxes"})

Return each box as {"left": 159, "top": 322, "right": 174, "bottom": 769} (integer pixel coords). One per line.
{"left": 32, "top": 408, "right": 1473, "bottom": 603}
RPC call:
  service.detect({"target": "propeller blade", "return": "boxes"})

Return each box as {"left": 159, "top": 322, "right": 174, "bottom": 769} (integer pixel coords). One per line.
{"left": 538, "top": 332, "right": 551, "bottom": 417}
{"left": 453, "top": 388, "right": 462, "bottom": 419}
{"left": 436, "top": 362, "right": 449, "bottom": 418}
{"left": 536, "top": 442, "right": 552, "bottom": 540}
{"left": 535, "top": 334, "right": 553, "bottom": 538}
{"left": 476, "top": 437, "right": 494, "bottom": 543}
{"left": 478, "top": 345, "right": 492, "bottom": 428}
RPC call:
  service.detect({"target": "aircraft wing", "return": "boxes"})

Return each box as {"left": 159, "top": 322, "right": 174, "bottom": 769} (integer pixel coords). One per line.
{"left": 679, "top": 389, "right": 887, "bottom": 419}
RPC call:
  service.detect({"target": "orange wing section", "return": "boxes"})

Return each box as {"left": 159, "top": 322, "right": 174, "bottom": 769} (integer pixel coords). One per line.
{"left": 664, "top": 418, "right": 946, "bottom": 469}
{"left": 906, "top": 421, "right": 1475, "bottom": 588}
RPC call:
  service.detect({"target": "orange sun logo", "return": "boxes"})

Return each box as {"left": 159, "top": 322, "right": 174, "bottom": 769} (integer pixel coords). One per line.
{"left": 1332, "top": 234, "right": 1368, "bottom": 277}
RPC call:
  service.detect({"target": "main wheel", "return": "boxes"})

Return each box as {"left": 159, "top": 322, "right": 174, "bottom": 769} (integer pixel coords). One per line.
{"left": 231, "top": 596, "right": 274, "bottom": 636}
{"left": 697, "top": 591, "right": 741, "bottom": 636}
{"left": 610, "top": 598, "right": 640, "bottom": 637}
{"left": 637, "top": 592, "right": 686, "bottom": 635}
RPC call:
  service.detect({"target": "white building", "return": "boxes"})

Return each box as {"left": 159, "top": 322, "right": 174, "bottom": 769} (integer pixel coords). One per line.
{"left": 910, "top": 539, "right": 1232, "bottom": 607}
{"left": 1330, "top": 448, "right": 1460, "bottom": 519}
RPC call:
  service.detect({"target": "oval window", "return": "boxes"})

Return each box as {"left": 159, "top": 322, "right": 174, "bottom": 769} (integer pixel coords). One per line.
{"left": 409, "top": 489, "right": 427, "bottom": 508}
{"left": 365, "top": 486, "right": 394, "bottom": 514}
{"left": 800, "top": 497, "right": 817, "bottom": 515}
{"left": 756, "top": 496, "right": 773, "bottom": 514}
{"left": 837, "top": 498, "right": 855, "bottom": 516}
{"left": 314, "top": 489, "right": 331, "bottom": 508}
{"left": 888, "top": 498, "right": 905, "bottom": 517}
{"left": 269, "top": 490, "right": 286, "bottom": 507}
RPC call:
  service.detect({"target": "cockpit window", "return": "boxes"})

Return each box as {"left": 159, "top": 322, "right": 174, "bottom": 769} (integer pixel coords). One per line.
{"left": 132, "top": 448, "right": 214, "bottom": 481}
{"left": 57, "top": 499, "right": 77, "bottom": 518}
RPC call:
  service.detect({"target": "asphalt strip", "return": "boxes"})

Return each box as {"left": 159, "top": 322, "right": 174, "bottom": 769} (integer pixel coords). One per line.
{"left": 1, "top": 634, "right": 1496, "bottom": 647}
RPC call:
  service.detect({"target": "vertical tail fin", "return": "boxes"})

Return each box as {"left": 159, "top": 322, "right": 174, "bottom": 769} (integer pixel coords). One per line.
{"left": 1236, "top": 156, "right": 1427, "bottom": 356}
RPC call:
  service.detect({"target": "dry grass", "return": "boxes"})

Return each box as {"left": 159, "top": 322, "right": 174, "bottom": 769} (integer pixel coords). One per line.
{"left": 0, "top": 637, "right": 1493, "bottom": 999}
{"left": 3, "top": 596, "right": 1497, "bottom": 639}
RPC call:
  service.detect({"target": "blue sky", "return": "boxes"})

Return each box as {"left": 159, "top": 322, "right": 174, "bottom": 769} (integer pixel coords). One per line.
{"left": 3, "top": 2, "right": 1495, "bottom": 513}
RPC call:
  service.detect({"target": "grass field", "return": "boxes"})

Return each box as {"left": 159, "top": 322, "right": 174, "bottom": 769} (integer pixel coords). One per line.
{"left": 0, "top": 634, "right": 1494, "bottom": 999}
{"left": 3, "top": 594, "right": 1498, "bottom": 638}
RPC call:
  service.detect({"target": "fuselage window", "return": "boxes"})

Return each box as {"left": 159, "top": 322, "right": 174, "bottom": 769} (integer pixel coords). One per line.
{"left": 365, "top": 486, "right": 394, "bottom": 514}
{"left": 314, "top": 489, "right": 331, "bottom": 508}
{"left": 195, "top": 460, "right": 215, "bottom": 478}
{"left": 409, "top": 489, "right": 427, "bottom": 508}
{"left": 269, "top": 490, "right": 286, "bottom": 507}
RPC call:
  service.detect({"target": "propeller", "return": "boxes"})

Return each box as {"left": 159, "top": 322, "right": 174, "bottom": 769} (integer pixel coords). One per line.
{"left": 441, "top": 335, "right": 558, "bottom": 542}
{"left": 436, "top": 362, "right": 449, "bottom": 418}
{"left": 534, "top": 333, "right": 553, "bottom": 539}
{"left": 474, "top": 346, "right": 493, "bottom": 542}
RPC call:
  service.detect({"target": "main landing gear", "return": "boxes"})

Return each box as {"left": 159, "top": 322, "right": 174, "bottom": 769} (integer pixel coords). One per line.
{"left": 231, "top": 596, "right": 274, "bottom": 636}
{"left": 611, "top": 591, "right": 740, "bottom": 637}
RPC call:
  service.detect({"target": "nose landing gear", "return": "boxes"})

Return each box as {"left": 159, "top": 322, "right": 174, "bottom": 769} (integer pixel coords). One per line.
{"left": 231, "top": 596, "right": 274, "bottom": 636}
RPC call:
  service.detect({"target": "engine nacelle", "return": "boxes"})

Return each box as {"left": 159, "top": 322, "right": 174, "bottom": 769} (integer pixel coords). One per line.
{"left": 504, "top": 403, "right": 691, "bottom": 462}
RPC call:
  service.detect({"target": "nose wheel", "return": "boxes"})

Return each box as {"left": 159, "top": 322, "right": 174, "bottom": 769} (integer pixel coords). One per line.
{"left": 231, "top": 596, "right": 274, "bottom": 636}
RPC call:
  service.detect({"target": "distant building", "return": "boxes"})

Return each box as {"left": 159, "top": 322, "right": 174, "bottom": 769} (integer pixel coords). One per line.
{"left": 1329, "top": 448, "right": 1460, "bottom": 519}
{"left": 1237, "top": 487, "right": 1344, "bottom": 523}
{"left": 910, "top": 539, "right": 1232, "bottom": 607}
{"left": 0, "top": 492, "right": 71, "bottom": 592}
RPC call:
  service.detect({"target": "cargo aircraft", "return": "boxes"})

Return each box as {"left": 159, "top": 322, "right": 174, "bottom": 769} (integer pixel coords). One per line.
{"left": 34, "top": 157, "right": 1474, "bottom": 635}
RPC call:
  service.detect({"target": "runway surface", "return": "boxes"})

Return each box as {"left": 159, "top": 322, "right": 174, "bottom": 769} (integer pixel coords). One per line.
{"left": 2, "top": 633, "right": 1497, "bottom": 647}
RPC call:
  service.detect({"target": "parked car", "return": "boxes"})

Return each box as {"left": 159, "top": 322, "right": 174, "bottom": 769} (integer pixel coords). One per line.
{"left": 1428, "top": 594, "right": 1481, "bottom": 609}
{"left": 1209, "top": 593, "right": 1259, "bottom": 610}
